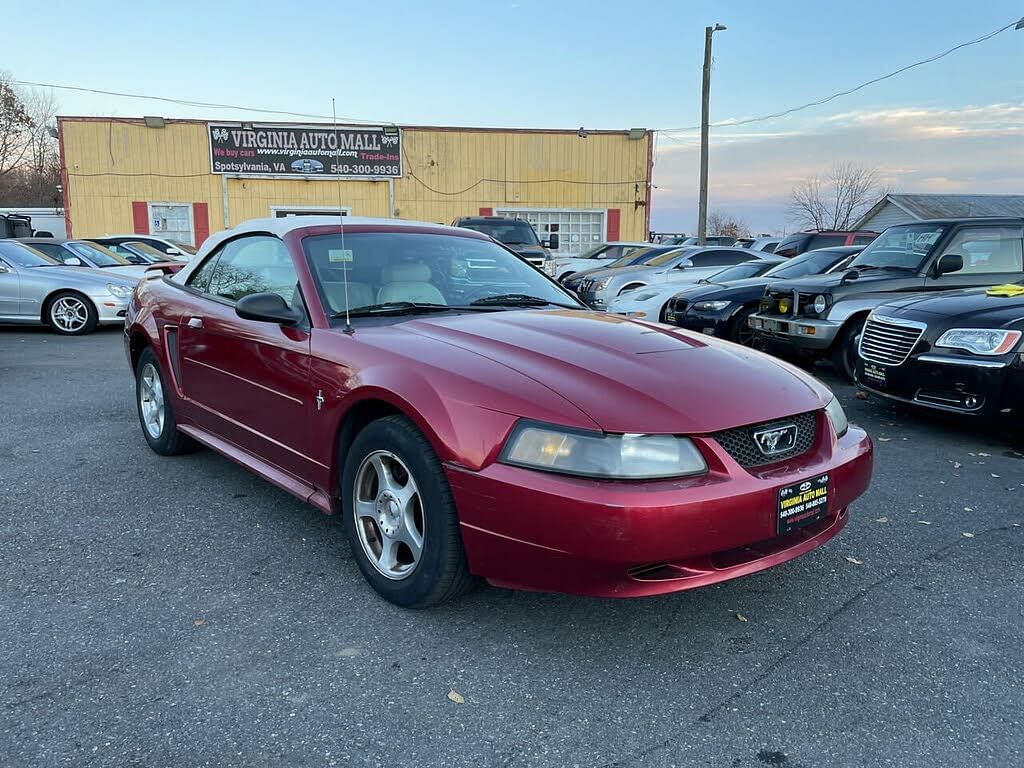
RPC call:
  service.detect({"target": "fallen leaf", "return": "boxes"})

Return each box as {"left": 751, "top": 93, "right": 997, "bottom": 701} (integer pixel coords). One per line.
{"left": 953, "top": 462, "right": 962, "bottom": 470}
{"left": 979, "top": 452, "right": 991, "bottom": 457}
{"left": 845, "top": 556, "right": 863, "bottom": 565}
{"left": 962, "top": 532, "right": 975, "bottom": 538}
{"left": 874, "top": 517, "right": 889, "bottom": 523}
{"left": 964, "top": 507, "right": 974, "bottom": 512}
{"left": 735, "top": 613, "right": 748, "bottom": 622}
{"left": 193, "top": 618, "right": 206, "bottom": 626}
{"left": 991, "top": 474, "right": 1001, "bottom": 478}
{"left": 1013, "top": 523, "right": 1021, "bottom": 528}
{"left": 878, "top": 437, "right": 891, "bottom": 442}
{"left": 918, "top": 520, "right": 932, "bottom": 525}
{"left": 446, "top": 689, "right": 465, "bottom": 704}
{"left": 854, "top": 391, "right": 868, "bottom": 400}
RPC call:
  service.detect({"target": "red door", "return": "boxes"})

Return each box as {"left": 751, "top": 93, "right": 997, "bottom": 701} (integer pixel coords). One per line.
{"left": 176, "top": 234, "right": 319, "bottom": 484}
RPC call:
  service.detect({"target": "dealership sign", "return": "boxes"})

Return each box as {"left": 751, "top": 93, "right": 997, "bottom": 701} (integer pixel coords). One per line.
{"left": 208, "top": 123, "right": 402, "bottom": 178}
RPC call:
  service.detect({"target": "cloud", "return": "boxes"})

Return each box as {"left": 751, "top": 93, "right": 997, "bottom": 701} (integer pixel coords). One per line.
{"left": 651, "top": 102, "right": 1024, "bottom": 233}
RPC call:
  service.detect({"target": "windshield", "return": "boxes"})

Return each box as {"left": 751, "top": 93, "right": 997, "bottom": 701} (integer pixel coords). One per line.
{"left": 604, "top": 247, "right": 661, "bottom": 269}
{"left": 459, "top": 220, "right": 540, "bottom": 246}
{"left": 765, "top": 249, "right": 850, "bottom": 278}
{"left": 67, "top": 241, "right": 132, "bottom": 268}
{"left": 708, "top": 261, "right": 769, "bottom": 282}
{"left": 645, "top": 247, "right": 691, "bottom": 268}
{"left": 577, "top": 244, "right": 614, "bottom": 260}
{"left": 168, "top": 240, "right": 198, "bottom": 255}
{"left": 848, "top": 224, "right": 946, "bottom": 270}
{"left": 302, "top": 232, "right": 580, "bottom": 316}
{"left": 0, "top": 241, "right": 61, "bottom": 267}
{"left": 126, "top": 241, "right": 178, "bottom": 261}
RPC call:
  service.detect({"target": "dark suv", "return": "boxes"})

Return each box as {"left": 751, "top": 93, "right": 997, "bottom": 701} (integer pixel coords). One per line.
{"left": 748, "top": 218, "right": 1024, "bottom": 380}
{"left": 774, "top": 230, "right": 877, "bottom": 258}
{"left": 451, "top": 216, "right": 556, "bottom": 268}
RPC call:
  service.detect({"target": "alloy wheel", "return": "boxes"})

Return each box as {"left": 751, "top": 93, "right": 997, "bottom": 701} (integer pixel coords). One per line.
{"left": 139, "top": 363, "right": 165, "bottom": 439}
{"left": 50, "top": 296, "right": 89, "bottom": 333}
{"left": 353, "top": 450, "right": 424, "bottom": 580}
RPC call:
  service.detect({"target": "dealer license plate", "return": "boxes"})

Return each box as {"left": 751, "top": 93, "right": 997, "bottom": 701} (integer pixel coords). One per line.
{"left": 777, "top": 473, "right": 829, "bottom": 535}
{"left": 756, "top": 318, "right": 789, "bottom": 334}
{"left": 861, "top": 362, "right": 887, "bottom": 387}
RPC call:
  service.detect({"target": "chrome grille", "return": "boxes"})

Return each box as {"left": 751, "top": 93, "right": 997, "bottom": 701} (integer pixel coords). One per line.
{"left": 859, "top": 316, "right": 925, "bottom": 366}
{"left": 711, "top": 411, "right": 817, "bottom": 468}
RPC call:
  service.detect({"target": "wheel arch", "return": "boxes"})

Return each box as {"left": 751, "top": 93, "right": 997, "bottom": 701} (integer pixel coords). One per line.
{"left": 39, "top": 288, "right": 98, "bottom": 325}
{"left": 618, "top": 281, "right": 647, "bottom": 295}
{"left": 827, "top": 309, "right": 872, "bottom": 352}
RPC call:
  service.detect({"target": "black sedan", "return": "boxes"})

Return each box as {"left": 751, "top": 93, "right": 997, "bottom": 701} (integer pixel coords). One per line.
{"left": 855, "top": 286, "right": 1024, "bottom": 425}
{"left": 665, "top": 246, "right": 862, "bottom": 345}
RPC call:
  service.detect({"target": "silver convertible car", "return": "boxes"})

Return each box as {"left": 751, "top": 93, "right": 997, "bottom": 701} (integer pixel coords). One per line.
{"left": 0, "top": 241, "right": 138, "bottom": 335}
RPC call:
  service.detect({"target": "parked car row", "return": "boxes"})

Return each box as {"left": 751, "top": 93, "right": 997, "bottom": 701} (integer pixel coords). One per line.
{"left": 0, "top": 236, "right": 190, "bottom": 334}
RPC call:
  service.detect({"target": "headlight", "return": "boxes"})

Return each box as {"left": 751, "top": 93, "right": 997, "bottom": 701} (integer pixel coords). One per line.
{"left": 812, "top": 294, "right": 828, "bottom": 314}
{"left": 107, "top": 283, "right": 133, "bottom": 299}
{"left": 935, "top": 328, "right": 1022, "bottom": 356}
{"left": 824, "top": 397, "right": 848, "bottom": 439}
{"left": 593, "top": 277, "right": 612, "bottom": 292}
{"left": 500, "top": 421, "right": 707, "bottom": 480}
{"left": 693, "top": 300, "right": 730, "bottom": 312}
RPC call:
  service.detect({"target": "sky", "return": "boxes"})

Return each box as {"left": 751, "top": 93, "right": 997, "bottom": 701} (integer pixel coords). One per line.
{"left": 6, "top": 0, "right": 1023, "bottom": 233}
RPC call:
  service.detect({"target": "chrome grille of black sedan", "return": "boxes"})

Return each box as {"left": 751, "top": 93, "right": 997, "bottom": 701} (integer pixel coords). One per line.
{"left": 711, "top": 411, "right": 817, "bottom": 468}
{"left": 859, "top": 316, "right": 925, "bottom": 366}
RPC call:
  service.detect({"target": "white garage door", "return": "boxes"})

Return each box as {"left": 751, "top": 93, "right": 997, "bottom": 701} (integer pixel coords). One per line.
{"left": 495, "top": 209, "right": 606, "bottom": 256}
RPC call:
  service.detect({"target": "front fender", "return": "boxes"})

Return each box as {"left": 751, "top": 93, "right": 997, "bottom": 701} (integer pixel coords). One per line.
{"left": 824, "top": 296, "right": 890, "bottom": 326}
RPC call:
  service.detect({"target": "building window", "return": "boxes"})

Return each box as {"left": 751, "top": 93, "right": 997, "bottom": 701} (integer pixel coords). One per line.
{"left": 495, "top": 209, "right": 605, "bottom": 255}
{"left": 270, "top": 206, "right": 352, "bottom": 218}
{"left": 149, "top": 203, "right": 194, "bottom": 245}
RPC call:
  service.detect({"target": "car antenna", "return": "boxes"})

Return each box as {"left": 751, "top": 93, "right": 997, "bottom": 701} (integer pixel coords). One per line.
{"left": 332, "top": 97, "right": 354, "bottom": 335}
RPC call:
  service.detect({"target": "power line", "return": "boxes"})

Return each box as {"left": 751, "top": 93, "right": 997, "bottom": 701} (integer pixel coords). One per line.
{"left": 658, "top": 16, "right": 1022, "bottom": 134}
{"left": 13, "top": 80, "right": 388, "bottom": 125}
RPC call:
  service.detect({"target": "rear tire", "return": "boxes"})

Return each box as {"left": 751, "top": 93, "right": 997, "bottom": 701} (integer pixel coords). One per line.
{"left": 135, "top": 347, "right": 198, "bottom": 455}
{"left": 831, "top": 318, "right": 866, "bottom": 383}
{"left": 341, "top": 415, "right": 474, "bottom": 608}
{"left": 45, "top": 291, "right": 97, "bottom": 335}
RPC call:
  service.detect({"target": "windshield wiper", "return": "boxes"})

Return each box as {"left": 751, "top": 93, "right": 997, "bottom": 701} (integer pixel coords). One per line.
{"left": 336, "top": 302, "right": 455, "bottom": 318}
{"left": 469, "top": 293, "right": 581, "bottom": 309}
{"left": 852, "top": 264, "right": 915, "bottom": 272}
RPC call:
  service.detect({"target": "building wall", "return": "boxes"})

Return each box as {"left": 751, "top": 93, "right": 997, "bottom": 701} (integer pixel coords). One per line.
{"left": 60, "top": 118, "right": 652, "bottom": 247}
{"left": 858, "top": 201, "right": 917, "bottom": 231}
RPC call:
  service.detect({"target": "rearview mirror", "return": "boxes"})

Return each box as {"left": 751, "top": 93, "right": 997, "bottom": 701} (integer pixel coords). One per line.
{"left": 235, "top": 292, "right": 303, "bottom": 326}
{"left": 63, "top": 256, "right": 82, "bottom": 267}
{"left": 544, "top": 234, "right": 560, "bottom": 250}
{"left": 935, "top": 253, "right": 963, "bottom": 276}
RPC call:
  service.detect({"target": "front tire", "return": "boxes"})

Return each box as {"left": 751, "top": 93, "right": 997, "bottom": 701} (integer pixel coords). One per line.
{"left": 135, "top": 347, "right": 198, "bottom": 455}
{"left": 46, "top": 291, "right": 97, "bottom": 335}
{"left": 729, "top": 305, "right": 759, "bottom": 346}
{"left": 341, "top": 415, "right": 473, "bottom": 608}
{"left": 831, "top": 318, "right": 866, "bottom": 383}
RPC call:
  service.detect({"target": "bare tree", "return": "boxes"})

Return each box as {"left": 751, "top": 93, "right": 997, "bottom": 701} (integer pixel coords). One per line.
{"left": 707, "top": 209, "right": 749, "bottom": 239}
{"left": 788, "top": 162, "right": 883, "bottom": 231}
{"left": 0, "top": 73, "right": 60, "bottom": 206}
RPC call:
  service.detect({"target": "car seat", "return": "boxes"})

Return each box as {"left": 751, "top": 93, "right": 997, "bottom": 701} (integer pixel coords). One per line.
{"left": 321, "top": 280, "right": 375, "bottom": 312}
{"left": 377, "top": 263, "right": 446, "bottom": 305}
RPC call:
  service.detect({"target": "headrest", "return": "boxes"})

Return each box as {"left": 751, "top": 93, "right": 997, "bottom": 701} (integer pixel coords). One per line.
{"left": 382, "top": 262, "right": 431, "bottom": 283}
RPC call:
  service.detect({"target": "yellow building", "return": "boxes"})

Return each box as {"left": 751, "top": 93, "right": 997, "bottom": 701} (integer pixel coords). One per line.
{"left": 58, "top": 117, "right": 653, "bottom": 254}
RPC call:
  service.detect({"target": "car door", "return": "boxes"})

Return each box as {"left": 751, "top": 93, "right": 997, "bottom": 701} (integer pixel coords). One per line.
{"left": 0, "top": 255, "right": 19, "bottom": 316}
{"left": 176, "top": 234, "right": 317, "bottom": 482}
{"left": 925, "top": 224, "right": 1024, "bottom": 292}
{"left": 32, "top": 242, "right": 87, "bottom": 267}
{"left": 668, "top": 249, "right": 747, "bottom": 283}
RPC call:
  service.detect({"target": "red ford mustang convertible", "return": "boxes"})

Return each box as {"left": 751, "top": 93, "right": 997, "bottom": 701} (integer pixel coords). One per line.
{"left": 125, "top": 217, "right": 873, "bottom": 607}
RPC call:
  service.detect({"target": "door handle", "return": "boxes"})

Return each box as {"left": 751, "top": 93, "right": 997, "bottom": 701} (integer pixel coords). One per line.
{"left": 187, "top": 317, "right": 203, "bottom": 329}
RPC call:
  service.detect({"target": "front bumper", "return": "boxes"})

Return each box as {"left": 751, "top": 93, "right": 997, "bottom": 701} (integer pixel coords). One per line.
{"left": 94, "top": 296, "right": 130, "bottom": 324}
{"left": 856, "top": 352, "right": 1023, "bottom": 421}
{"left": 447, "top": 424, "right": 873, "bottom": 597}
{"left": 671, "top": 308, "right": 733, "bottom": 337}
{"left": 749, "top": 313, "right": 839, "bottom": 355}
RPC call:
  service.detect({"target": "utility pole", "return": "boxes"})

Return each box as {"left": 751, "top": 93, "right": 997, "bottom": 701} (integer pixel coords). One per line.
{"left": 697, "top": 23, "right": 726, "bottom": 245}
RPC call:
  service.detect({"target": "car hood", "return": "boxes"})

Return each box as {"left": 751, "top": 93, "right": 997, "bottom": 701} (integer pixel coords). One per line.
{"left": 28, "top": 265, "right": 138, "bottom": 287}
{"left": 769, "top": 270, "right": 903, "bottom": 294}
{"left": 674, "top": 277, "right": 774, "bottom": 302}
{"left": 571, "top": 264, "right": 653, "bottom": 282}
{"left": 401, "top": 309, "right": 831, "bottom": 433}
{"left": 101, "top": 265, "right": 151, "bottom": 279}
{"left": 878, "top": 287, "right": 1024, "bottom": 328}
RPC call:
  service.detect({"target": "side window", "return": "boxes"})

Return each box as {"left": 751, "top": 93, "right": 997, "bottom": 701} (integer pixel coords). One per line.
{"left": 808, "top": 235, "right": 845, "bottom": 250}
{"left": 852, "top": 235, "right": 876, "bottom": 245}
{"left": 937, "top": 226, "right": 1024, "bottom": 275}
{"left": 689, "top": 249, "right": 746, "bottom": 267}
{"left": 33, "top": 243, "right": 71, "bottom": 263}
{"left": 186, "top": 252, "right": 221, "bottom": 293}
{"left": 206, "top": 236, "right": 299, "bottom": 303}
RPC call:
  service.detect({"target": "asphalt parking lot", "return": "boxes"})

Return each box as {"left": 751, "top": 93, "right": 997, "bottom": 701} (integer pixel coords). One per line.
{"left": 1, "top": 327, "right": 1022, "bottom": 768}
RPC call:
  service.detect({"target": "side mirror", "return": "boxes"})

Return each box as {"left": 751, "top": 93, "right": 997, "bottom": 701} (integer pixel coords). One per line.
{"left": 675, "top": 259, "right": 693, "bottom": 269}
{"left": 935, "top": 253, "right": 963, "bottom": 276}
{"left": 0, "top": 263, "right": 10, "bottom": 274}
{"left": 235, "top": 292, "right": 303, "bottom": 326}
{"left": 63, "top": 256, "right": 83, "bottom": 267}
{"left": 544, "top": 234, "right": 560, "bottom": 250}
